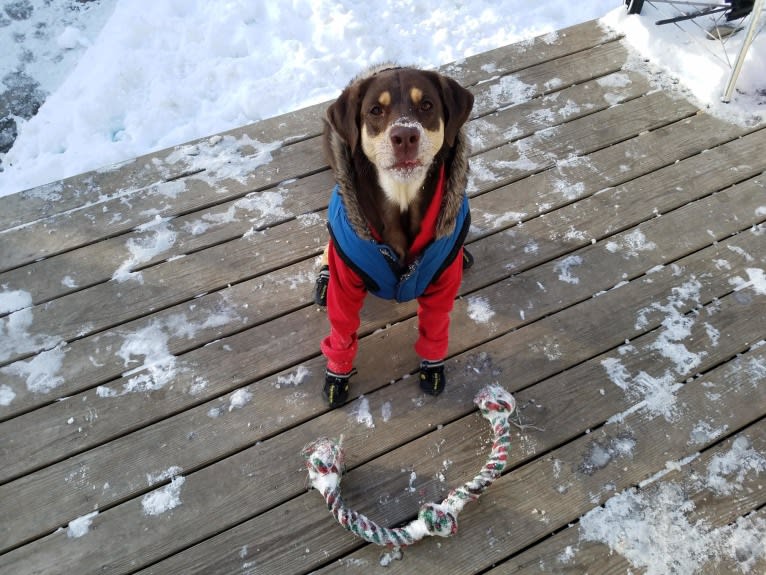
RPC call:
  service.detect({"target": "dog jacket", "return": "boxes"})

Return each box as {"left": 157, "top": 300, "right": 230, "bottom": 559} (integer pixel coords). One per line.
{"left": 326, "top": 169, "right": 470, "bottom": 303}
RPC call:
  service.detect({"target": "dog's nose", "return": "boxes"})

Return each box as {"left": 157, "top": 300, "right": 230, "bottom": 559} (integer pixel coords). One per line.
{"left": 390, "top": 125, "right": 420, "bottom": 156}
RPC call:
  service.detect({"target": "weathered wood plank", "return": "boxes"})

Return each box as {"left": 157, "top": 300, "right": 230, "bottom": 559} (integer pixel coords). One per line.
{"left": 0, "top": 136, "right": 325, "bottom": 273}
{"left": 0, "top": 258, "right": 319, "bottom": 418}
{"left": 2, "top": 139, "right": 764, "bottom": 491}
{"left": 0, "top": 172, "right": 332, "bottom": 306}
{"left": 2, "top": 192, "right": 763, "bottom": 553}
{"left": 492, "top": 422, "right": 766, "bottom": 574}
{"left": 441, "top": 20, "right": 621, "bottom": 87}
{"left": 468, "top": 68, "right": 648, "bottom": 155}
{"left": 468, "top": 41, "right": 631, "bottom": 117}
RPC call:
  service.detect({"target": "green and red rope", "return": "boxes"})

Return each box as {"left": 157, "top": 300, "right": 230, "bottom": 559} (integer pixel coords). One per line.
{"left": 301, "top": 384, "right": 516, "bottom": 547}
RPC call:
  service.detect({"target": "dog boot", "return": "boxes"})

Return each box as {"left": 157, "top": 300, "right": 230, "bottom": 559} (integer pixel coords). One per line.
{"left": 314, "top": 265, "right": 330, "bottom": 306}
{"left": 462, "top": 247, "right": 474, "bottom": 270}
{"left": 419, "top": 359, "right": 446, "bottom": 396}
{"left": 323, "top": 367, "right": 356, "bottom": 408}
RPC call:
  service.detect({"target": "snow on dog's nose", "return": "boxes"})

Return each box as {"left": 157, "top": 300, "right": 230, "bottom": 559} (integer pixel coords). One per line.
{"left": 389, "top": 124, "right": 421, "bottom": 166}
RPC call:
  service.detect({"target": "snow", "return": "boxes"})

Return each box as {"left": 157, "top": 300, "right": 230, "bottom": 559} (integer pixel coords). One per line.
{"left": 228, "top": 388, "right": 252, "bottom": 411}
{"left": 66, "top": 510, "right": 98, "bottom": 539}
{"left": 602, "top": 4, "right": 766, "bottom": 124}
{"left": 0, "top": 288, "right": 32, "bottom": 314}
{"left": 0, "top": 300, "right": 62, "bottom": 363}
{"left": 187, "top": 189, "right": 290, "bottom": 235}
{"left": 2, "top": 1, "right": 764, "bottom": 196}
{"left": 605, "top": 228, "right": 657, "bottom": 258}
{"left": 381, "top": 401, "right": 393, "bottom": 423}
{"left": 351, "top": 395, "right": 374, "bottom": 428}
{"left": 730, "top": 267, "right": 766, "bottom": 295}
{"left": 578, "top": 436, "right": 766, "bottom": 575}
{"left": 141, "top": 475, "right": 186, "bottom": 516}
{"left": 601, "top": 276, "right": 717, "bottom": 423}
{"left": 379, "top": 546, "right": 403, "bottom": 567}
{"left": 112, "top": 216, "right": 177, "bottom": 283}
{"left": 553, "top": 254, "right": 583, "bottom": 285}
{"left": 99, "top": 321, "right": 179, "bottom": 396}
{"left": 274, "top": 365, "right": 310, "bottom": 389}
{"left": 0, "top": 384, "right": 14, "bottom": 406}
{"left": 466, "top": 295, "right": 496, "bottom": 324}
{"left": 0, "top": 0, "right": 613, "bottom": 196}
{"left": 2, "top": 343, "right": 66, "bottom": 395}
{"left": 705, "top": 436, "right": 766, "bottom": 496}
{"left": 602, "top": 356, "right": 683, "bottom": 424}
{"left": 93, "top": 306, "right": 237, "bottom": 399}
{"left": 145, "top": 466, "right": 183, "bottom": 485}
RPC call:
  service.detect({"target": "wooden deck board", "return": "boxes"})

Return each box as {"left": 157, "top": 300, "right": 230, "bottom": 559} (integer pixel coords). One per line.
{"left": 1, "top": 18, "right": 764, "bottom": 575}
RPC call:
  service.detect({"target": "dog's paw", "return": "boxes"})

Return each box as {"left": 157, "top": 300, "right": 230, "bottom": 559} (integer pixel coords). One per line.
{"left": 419, "top": 360, "right": 446, "bottom": 395}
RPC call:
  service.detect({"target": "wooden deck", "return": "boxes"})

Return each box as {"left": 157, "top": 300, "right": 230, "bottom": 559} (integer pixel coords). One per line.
{"left": 1, "top": 19, "right": 765, "bottom": 575}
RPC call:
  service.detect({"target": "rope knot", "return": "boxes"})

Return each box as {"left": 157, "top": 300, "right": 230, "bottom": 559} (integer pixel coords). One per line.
{"left": 474, "top": 383, "right": 516, "bottom": 416}
{"left": 418, "top": 503, "right": 458, "bottom": 538}
{"left": 301, "top": 437, "right": 345, "bottom": 487}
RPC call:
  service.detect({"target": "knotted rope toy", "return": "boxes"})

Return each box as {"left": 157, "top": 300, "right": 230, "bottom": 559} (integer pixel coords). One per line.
{"left": 301, "top": 384, "right": 516, "bottom": 547}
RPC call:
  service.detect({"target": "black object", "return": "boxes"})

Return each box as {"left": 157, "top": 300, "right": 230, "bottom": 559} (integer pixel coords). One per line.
{"left": 419, "top": 360, "right": 446, "bottom": 395}
{"left": 323, "top": 368, "right": 357, "bottom": 408}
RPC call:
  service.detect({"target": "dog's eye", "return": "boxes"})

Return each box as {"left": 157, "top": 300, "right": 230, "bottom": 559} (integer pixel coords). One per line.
{"left": 420, "top": 100, "right": 434, "bottom": 112}
{"left": 369, "top": 105, "right": 383, "bottom": 116}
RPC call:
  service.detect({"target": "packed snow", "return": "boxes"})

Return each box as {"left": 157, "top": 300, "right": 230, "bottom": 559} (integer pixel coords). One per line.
{"left": 577, "top": 435, "right": 766, "bottom": 575}
{"left": 350, "top": 394, "right": 375, "bottom": 428}
{"left": 65, "top": 511, "right": 98, "bottom": 539}
{"left": 141, "top": 474, "right": 186, "bottom": 516}
{"left": 1, "top": 0, "right": 764, "bottom": 196}
{"left": 466, "top": 295, "right": 496, "bottom": 324}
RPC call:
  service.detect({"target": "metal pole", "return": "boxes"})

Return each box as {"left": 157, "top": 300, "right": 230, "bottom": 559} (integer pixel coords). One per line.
{"left": 722, "top": 0, "right": 764, "bottom": 102}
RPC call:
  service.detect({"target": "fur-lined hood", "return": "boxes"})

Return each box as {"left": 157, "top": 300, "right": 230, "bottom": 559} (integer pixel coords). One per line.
{"left": 323, "top": 64, "right": 470, "bottom": 242}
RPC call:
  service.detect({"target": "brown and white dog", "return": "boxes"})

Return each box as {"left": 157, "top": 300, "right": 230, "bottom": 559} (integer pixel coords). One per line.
{"left": 316, "top": 64, "right": 474, "bottom": 407}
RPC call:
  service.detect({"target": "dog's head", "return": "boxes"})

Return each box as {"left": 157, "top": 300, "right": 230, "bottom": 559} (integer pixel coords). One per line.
{"left": 326, "top": 66, "right": 473, "bottom": 186}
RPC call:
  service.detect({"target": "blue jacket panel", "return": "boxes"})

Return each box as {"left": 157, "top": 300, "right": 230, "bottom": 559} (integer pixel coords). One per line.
{"left": 327, "top": 185, "right": 470, "bottom": 302}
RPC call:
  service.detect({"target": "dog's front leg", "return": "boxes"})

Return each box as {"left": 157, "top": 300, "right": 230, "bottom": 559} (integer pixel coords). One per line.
{"left": 414, "top": 252, "right": 464, "bottom": 395}
{"left": 320, "top": 242, "right": 367, "bottom": 407}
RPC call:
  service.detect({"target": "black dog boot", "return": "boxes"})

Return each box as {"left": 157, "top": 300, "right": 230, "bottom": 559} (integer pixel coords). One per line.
{"left": 314, "top": 265, "right": 330, "bottom": 306}
{"left": 323, "top": 368, "right": 356, "bottom": 408}
{"left": 462, "top": 247, "right": 474, "bottom": 270}
{"left": 419, "top": 360, "right": 446, "bottom": 396}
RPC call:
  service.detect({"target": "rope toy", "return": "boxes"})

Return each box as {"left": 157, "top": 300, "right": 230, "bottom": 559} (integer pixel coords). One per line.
{"left": 301, "top": 384, "right": 516, "bottom": 547}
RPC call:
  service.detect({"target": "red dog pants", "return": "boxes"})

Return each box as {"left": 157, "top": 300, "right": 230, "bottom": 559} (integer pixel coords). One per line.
{"left": 320, "top": 240, "right": 463, "bottom": 374}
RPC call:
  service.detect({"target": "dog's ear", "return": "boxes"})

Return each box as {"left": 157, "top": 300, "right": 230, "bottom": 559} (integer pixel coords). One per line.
{"left": 438, "top": 76, "right": 474, "bottom": 148}
{"left": 326, "top": 83, "right": 362, "bottom": 153}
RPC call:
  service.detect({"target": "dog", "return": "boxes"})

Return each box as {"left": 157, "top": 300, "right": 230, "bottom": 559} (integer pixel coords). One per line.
{"left": 314, "top": 64, "right": 474, "bottom": 408}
